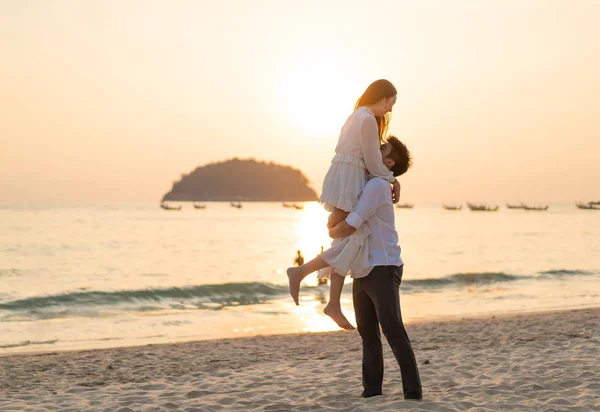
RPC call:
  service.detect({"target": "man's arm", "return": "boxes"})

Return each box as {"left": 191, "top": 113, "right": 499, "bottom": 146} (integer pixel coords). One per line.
{"left": 328, "top": 179, "right": 387, "bottom": 239}
{"left": 329, "top": 220, "right": 357, "bottom": 238}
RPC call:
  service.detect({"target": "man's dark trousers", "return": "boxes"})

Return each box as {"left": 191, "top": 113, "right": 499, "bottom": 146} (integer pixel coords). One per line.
{"left": 352, "top": 265, "right": 422, "bottom": 399}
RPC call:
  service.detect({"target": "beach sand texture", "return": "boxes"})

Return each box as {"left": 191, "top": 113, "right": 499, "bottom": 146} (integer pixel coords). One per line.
{"left": 1, "top": 308, "right": 598, "bottom": 411}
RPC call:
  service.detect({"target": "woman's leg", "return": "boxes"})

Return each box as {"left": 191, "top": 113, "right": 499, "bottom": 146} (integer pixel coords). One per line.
{"left": 323, "top": 208, "right": 355, "bottom": 329}
{"left": 323, "top": 272, "right": 355, "bottom": 330}
{"left": 287, "top": 256, "right": 328, "bottom": 305}
{"left": 287, "top": 207, "right": 349, "bottom": 305}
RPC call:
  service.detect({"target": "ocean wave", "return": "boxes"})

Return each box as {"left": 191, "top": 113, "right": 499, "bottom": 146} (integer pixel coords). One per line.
{"left": 0, "top": 339, "right": 58, "bottom": 349}
{"left": 403, "top": 272, "right": 524, "bottom": 290}
{"left": 402, "top": 269, "right": 597, "bottom": 291}
{"left": 1, "top": 269, "right": 597, "bottom": 320}
{"left": 538, "top": 269, "right": 595, "bottom": 276}
{"left": 0, "top": 282, "right": 288, "bottom": 312}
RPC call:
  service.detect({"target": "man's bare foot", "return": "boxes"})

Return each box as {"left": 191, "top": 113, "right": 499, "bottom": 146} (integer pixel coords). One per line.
{"left": 323, "top": 304, "right": 355, "bottom": 330}
{"left": 287, "top": 267, "right": 303, "bottom": 305}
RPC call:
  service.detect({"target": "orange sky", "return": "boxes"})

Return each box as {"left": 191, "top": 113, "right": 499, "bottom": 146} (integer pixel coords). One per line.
{"left": 1, "top": 0, "right": 599, "bottom": 202}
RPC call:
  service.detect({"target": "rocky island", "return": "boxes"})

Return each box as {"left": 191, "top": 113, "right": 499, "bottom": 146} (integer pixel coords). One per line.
{"left": 162, "top": 158, "right": 318, "bottom": 202}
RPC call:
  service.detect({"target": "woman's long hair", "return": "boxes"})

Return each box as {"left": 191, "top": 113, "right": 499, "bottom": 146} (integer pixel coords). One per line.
{"left": 355, "top": 79, "right": 397, "bottom": 143}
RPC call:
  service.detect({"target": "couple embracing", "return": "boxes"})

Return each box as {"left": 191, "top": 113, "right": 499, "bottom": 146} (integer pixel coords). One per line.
{"left": 287, "top": 79, "right": 422, "bottom": 400}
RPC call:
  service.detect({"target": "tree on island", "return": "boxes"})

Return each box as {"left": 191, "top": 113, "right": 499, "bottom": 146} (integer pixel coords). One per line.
{"left": 162, "top": 158, "right": 318, "bottom": 202}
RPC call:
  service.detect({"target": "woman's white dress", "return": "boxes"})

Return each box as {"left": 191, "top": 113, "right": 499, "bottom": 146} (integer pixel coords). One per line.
{"left": 317, "top": 106, "right": 396, "bottom": 279}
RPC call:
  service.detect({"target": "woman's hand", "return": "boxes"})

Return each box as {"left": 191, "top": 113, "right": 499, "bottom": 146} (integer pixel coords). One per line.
{"left": 392, "top": 179, "right": 401, "bottom": 203}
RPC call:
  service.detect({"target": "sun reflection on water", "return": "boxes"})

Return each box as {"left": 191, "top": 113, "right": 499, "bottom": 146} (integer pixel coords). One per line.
{"left": 294, "top": 296, "right": 357, "bottom": 333}
{"left": 288, "top": 202, "right": 358, "bottom": 333}
{"left": 293, "top": 202, "right": 331, "bottom": 284}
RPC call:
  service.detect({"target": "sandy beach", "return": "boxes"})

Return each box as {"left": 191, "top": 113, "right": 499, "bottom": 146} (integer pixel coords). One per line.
{"left": 1, "top": 308, "right": 598, "bottom": 411}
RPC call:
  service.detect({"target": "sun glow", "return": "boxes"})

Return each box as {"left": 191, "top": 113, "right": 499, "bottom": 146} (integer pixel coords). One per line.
{"left": 292, "top": 202, "right": 356, "bottom": 290}
{"left": 295, "top": 300, "right": 340, "bottom": 333}
{"left": 276, "top": 53, "right": 362, "bottom": 139}
{"left": 294, "top": 202, "right": 330, "bottom": 262}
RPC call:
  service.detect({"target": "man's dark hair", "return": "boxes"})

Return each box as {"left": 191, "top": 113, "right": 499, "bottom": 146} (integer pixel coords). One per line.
{"left": 387, "top": 135, "right": 412, "bottom": 177}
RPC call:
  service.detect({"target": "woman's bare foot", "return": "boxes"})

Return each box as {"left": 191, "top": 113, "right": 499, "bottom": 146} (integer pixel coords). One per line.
{"left": 286, "top": 267, "right": 303, "bottom": 305}
{"left": 323, "top": 304, "right": 355, "bottom": 330}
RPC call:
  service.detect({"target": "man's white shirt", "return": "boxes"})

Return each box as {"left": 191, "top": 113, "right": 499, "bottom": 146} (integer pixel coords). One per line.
{"left": 346, "top": 178, "right": 403, "bottom": 268}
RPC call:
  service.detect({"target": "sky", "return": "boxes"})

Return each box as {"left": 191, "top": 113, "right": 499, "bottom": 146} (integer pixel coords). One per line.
{"left": 1, "top": 0, "right": 599, "bottom": 203}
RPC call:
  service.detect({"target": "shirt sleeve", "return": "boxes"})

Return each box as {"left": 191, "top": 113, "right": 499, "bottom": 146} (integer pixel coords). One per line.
{"left": 346, "top": 179, "right": 387, "bottom": 229}
{"left": 359, "top": 116, "right": 395, "bottom": 183}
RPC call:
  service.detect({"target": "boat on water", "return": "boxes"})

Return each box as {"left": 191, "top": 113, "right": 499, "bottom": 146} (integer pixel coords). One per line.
{"left": 396, "top": 203, "right": 414, "bottom": 209}
{"left": 466, "top": 202, "right": 499, "bottom": 212}
{"left": 193, "top": 203, "right": 206, "bottom": 209}
{"left": 160, "top": 202, "right": 182, "bottom": 211}
{"left": 230, "top": 201, "right": 243, "bottom": 209}
{"left": 589, "top": 201, "right": 600, "bottom": 206}
{"left": 524, "top": 205, "right": 549, "bottom": 211}
{"left": 283, "top": 202, "right": 304, "bottom": 210}
{"left": 443, "top": 204, "right": 462, "bottom": 211}
{"left": 506, "top": 202, "right": 526, "bottom": 209}
{"left": 576, "top": 202, "right": 600, "bottom": 210}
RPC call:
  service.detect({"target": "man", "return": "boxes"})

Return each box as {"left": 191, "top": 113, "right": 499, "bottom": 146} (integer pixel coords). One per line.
{"left": 328, "top": 135, "right": 422, "bottom": 400}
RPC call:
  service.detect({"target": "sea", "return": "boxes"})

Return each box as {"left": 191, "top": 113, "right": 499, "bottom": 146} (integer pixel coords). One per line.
{"left": 1, "top": 201, "right": 599, "bottom": 354}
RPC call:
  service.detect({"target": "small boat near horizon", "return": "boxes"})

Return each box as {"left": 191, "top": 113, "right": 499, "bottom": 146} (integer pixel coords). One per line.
{"left": 467, "top": 202, "right": 499, "bottom": 212}
{"left": 160, "top": 202, "right": 182, "bottom": 211}
{"left": 230, "top": 201, "right": 243, "bottom": 209}
{"left": 396, "top": 203, "right": 414, "bottom": 209}
{"left": 193, "top": 203, "right": 206, "bottom": 209}
{"left": 524, "top": 205, "right": 549, "bottom": 211}
{"left": 576, "top": 202, "right": 600, "bottom": 210}
{"left": 506, "top": 202, "right": 526, "bottom": 209}
{"left": 282, "top": 202, "right": 304, "bottom": 209}
{"left": 443, "top": 204, "right": 462, "bottom": 211}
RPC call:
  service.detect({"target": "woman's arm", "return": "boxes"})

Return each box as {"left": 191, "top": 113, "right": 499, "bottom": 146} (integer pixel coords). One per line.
{"left": 359, "top": 116, "right": 395, "bottom": 183}
{"left": 359, "top": 116, "right": 400, "bottom": 202}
